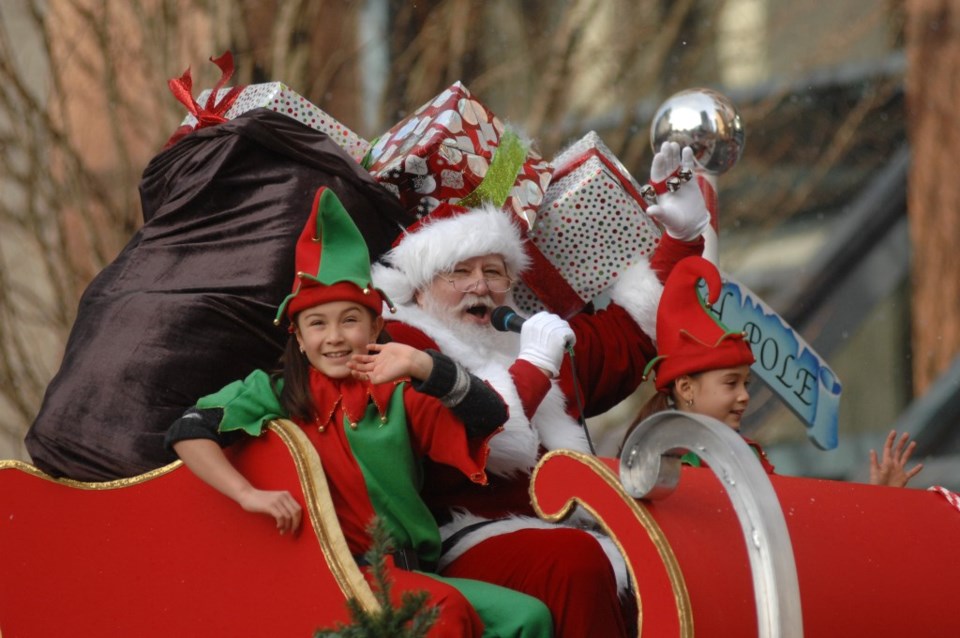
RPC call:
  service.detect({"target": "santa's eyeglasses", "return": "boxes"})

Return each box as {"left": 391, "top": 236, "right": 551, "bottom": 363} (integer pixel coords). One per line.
{"left": 439, "top": 273, "right": 513, "bottom": 294}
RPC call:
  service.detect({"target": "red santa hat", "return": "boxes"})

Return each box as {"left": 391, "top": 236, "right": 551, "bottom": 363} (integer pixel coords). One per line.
{"left": 371, "top": 202, "right": 531, "bottom": 305}
{"left": 646, "top": 256, "right": 755, "bottom": 391}
{"left": 275, "top": 187, "right": 387, "bottom": 325}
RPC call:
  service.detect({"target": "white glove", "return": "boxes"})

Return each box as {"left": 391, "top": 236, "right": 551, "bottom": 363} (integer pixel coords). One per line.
{"left": 646, "top": 142, "right": 711, "bottom": 242}
{"left": 517, "top": 312, "right": 576, "bottom": 378}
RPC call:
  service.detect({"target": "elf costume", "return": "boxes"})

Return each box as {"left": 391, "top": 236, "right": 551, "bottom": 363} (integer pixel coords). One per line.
{"left": 166, "top": 188, "right": 552, "bottom": 638}
{"left": 644, "top": 255, "right": 775, "bottom": 473}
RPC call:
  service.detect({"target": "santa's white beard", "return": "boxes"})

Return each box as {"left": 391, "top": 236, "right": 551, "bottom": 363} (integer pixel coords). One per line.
{"left": 417, "top": 288, "right": 521, "bottom": 359}
{"left": 404, "top": 284, "right": 591, "bottom": 478}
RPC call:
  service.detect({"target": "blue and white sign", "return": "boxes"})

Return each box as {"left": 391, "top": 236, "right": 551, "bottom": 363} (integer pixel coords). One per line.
{"left": 698, "top": 275, "right": 841, "bottom": 450}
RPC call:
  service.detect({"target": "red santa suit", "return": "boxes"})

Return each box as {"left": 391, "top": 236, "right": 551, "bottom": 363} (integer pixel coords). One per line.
{"left": 372, "top": 204, "right": 702, "bottom": 637}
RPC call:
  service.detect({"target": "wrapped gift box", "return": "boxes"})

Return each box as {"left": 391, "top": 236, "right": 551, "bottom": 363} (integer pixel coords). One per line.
{"left": 181, "top": 82, "right": 370, "bottom": 163}
{"left": 513, "top": 131, "right": 662, "bottom": 315}
{"left": 366, "top": 82, "right": 552, "bottom": 227}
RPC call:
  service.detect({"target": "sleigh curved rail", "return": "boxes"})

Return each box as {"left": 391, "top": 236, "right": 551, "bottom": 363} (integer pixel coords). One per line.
{"left": 531, "top": 449, "right": 693, "bottom": 637}
{"left": 619, "top": 410, "right": 802, "bottom": 638}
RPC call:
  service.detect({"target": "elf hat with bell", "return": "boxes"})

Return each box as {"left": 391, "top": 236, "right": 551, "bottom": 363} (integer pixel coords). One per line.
{"left": 646, "top": 256, "right": 754, "bottom": 392}
{"left": 275, "top": 187, "right": 389, "bottom": 325}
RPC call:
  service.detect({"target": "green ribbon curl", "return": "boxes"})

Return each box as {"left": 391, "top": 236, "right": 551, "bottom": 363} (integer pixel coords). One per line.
{"left": 457, "top": 130, "right": 527, "bottom": 209}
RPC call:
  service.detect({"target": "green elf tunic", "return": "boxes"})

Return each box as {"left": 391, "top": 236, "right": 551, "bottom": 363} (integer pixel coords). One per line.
{"left": 189, "top": 366, "right": 552, "bottom": 638}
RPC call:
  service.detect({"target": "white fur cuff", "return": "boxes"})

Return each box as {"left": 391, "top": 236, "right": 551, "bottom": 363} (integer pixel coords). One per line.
{"left": 607, "top": 259, "right": 662, "bottom": 343}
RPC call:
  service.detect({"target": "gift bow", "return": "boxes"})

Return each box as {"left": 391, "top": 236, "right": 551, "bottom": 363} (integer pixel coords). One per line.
{"left": 457, "top": 130, "right": 528, "bottom": 212}
{"left": 167, "top": 51, "right": 244, "bottom": 131}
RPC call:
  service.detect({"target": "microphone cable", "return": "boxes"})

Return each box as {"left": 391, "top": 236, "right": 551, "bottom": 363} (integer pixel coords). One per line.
{"left": 564, "top": 343, "right": 596, "bottom": 455}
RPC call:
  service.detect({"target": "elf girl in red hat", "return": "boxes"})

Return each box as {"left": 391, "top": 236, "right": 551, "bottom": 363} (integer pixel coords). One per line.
{"left": 165, "top": 187, "right": 552, "bottom": 638}
{"left": 630, "top": 256, "right": 922, "bottom": 486}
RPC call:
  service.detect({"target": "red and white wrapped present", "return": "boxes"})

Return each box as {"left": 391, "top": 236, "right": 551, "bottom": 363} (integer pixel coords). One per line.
{"left": 366, "top": 82, "right": 552, "bottom": 226}
{"left": 180, "top": 82, "right": 370, "bottom": 163}
{"left": 513, "top": 131, "right": 662, "bottom": 315}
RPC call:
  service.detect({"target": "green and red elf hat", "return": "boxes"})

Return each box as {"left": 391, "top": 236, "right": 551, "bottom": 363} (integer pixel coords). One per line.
{"left": 274, "top": 187, "right": 392, "bottom": 326}
{"left": 645, "top": 256, "right": 755, "bottom": 392}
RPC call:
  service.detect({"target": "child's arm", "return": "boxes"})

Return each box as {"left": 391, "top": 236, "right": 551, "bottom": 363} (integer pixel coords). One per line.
{"left": 869, "top": 429, "right": 924, "bottom": 488}
{"left": 167, "top": 410, "right": 303, "bottom": 534}
{"left": 349, "top": 342, "right": 508, "bottom": 438}
{"left": 348, "top": 341, "right": 434, "bottom": 384}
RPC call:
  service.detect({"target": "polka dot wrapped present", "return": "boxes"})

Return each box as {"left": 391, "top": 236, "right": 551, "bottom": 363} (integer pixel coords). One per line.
{"left": 365, "top": 81, "right": 553, "bottom": 228}
{"left": 513, "top": 131, "right": 662, "bottom": 315}
{"left": 180, "top": 82, "right": 370, "bottom": 163}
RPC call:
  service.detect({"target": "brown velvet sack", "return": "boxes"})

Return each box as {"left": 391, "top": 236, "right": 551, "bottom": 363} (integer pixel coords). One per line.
{"left": 26, "top": 109, "right": 412, "bottom": 480}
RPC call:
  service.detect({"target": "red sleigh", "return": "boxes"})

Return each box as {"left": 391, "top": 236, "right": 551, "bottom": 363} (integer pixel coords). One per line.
{"left": 0, "top": 421, "right": 374, "bottom": 637}
{"left": 3, "top": 412, "right": 959, "bottom": 637}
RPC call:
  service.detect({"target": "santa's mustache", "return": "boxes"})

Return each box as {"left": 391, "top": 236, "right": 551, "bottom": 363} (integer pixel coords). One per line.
{"left": 454, "top": 293, "right": 496, "bottom": 313}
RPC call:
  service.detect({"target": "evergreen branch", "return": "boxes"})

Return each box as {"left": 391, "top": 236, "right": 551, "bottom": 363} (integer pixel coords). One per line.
{"left": 313, "top": 517, "right": 439, "bottom": 638}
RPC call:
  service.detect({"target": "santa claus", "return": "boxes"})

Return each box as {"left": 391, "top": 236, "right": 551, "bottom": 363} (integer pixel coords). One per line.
{"left": 371, "top": 142, "right": 709, "bottom": 638}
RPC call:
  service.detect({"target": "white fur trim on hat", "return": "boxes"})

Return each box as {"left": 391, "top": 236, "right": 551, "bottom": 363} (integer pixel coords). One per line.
{"left": 378, "top": 204, "right": 530, "bottom": 299}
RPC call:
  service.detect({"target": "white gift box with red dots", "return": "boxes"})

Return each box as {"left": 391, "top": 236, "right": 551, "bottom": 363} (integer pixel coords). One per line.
{"left": 180, "top": 82, "right": 370, "bottom": 163}
{"left": 513, "top": 131, "right": 662, "bottom": 315}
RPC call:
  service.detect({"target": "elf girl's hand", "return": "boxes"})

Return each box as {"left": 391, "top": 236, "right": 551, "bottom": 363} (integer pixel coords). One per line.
{"left": 348, "top": 342, "right": 434, "bottom": 384}
{"left": 237, "top": 486, "right": 303, "bottom": 535}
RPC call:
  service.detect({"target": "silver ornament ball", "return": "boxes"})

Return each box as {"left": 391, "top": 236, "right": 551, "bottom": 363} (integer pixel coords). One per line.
{"left": 650, "top": 88, "right": 745, "bottom": 175}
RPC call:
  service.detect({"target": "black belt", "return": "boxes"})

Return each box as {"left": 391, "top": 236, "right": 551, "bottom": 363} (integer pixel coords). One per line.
{"left": 440, "top": 520, "right": 496, "bottom": 555}
{"left": 354, "top": 547, "right": 434, "bottom": 572}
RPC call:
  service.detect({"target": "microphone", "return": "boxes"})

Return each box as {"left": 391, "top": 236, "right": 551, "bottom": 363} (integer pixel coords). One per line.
{"left": 491, "top": 306, "right": 576, "bottom": 349}
{"left": 491, "top": 306, "right": 525, "bottom": 333}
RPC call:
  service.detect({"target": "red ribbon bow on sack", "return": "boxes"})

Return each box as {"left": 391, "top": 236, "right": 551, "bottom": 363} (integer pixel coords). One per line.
{"left": 164, "top": 51, "right": 244, "bottom": 148}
